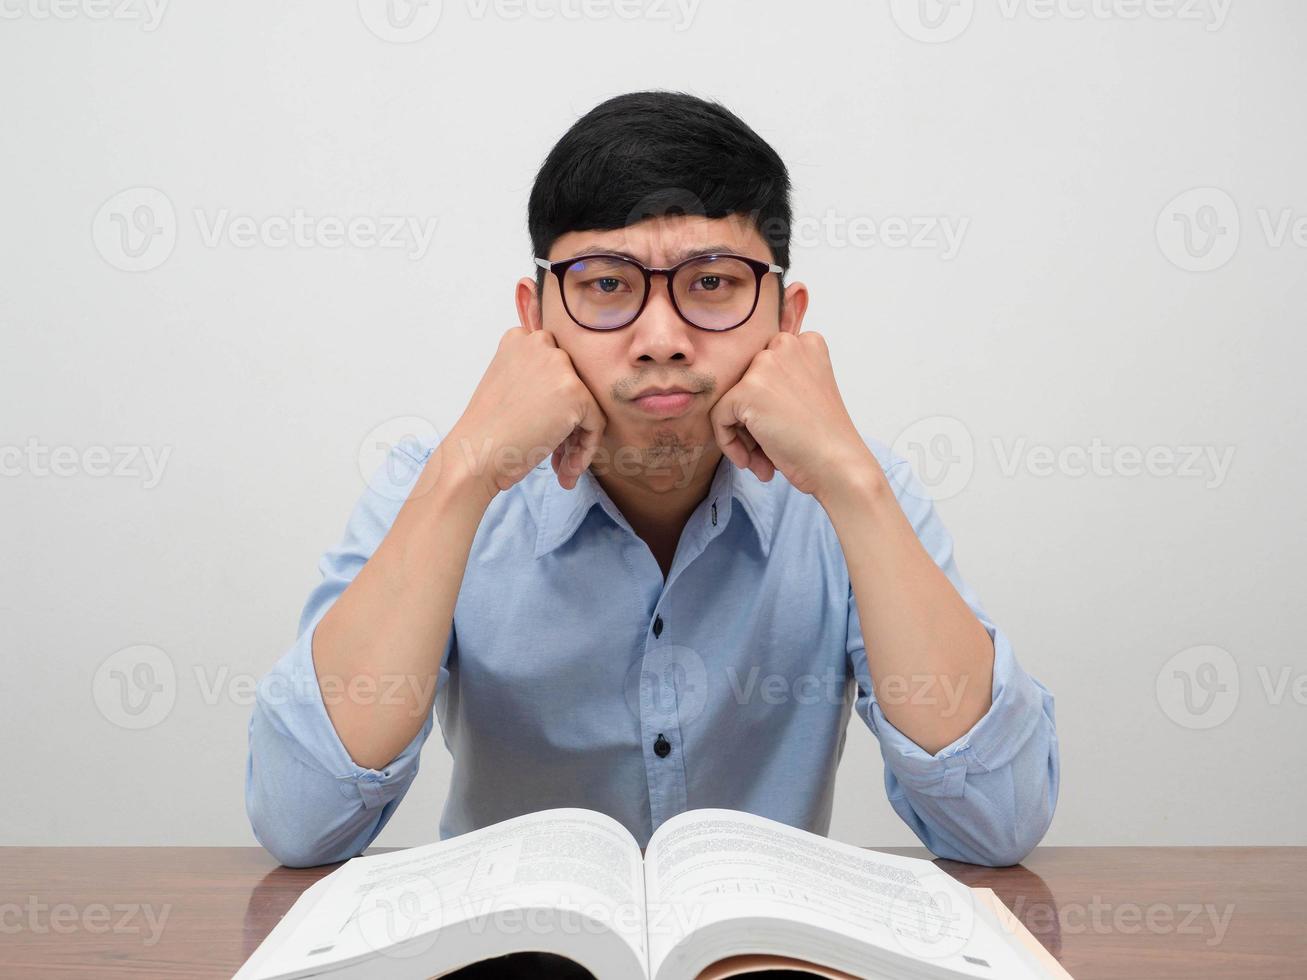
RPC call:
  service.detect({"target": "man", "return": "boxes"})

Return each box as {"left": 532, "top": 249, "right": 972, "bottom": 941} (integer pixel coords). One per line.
{"left": 245, "top": 90, "right": 1058, "bottom": 869}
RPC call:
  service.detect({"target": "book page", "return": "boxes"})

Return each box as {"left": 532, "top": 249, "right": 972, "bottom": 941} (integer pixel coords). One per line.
{"left": 694, "top": 953, "right": 863, "bottom": 979}
{"left": 644, "top": 809, "right": 1043, "bottom": 980}
{"left": 248, "top": 808, "right": 647, "bottom": 980}
{"left": 972, "top": 888, "right": 1073, "bottom": 980}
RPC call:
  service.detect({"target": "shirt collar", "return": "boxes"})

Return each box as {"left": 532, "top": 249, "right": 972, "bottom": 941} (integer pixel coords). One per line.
{"left": 532, "top": 452, "right": 777, "bottom": 560}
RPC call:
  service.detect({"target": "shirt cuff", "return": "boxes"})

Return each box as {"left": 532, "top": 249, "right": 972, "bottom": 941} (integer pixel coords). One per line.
{"left": 254, "top": 617, "right": 434, "bottom": 811}
{"left": 864, "top": 623, "right": 1049, "bottom": 799}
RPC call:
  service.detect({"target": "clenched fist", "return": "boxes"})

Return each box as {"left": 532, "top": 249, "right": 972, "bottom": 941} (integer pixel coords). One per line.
{"left": 445, "top": 327, "right": 607, "bottom": 497}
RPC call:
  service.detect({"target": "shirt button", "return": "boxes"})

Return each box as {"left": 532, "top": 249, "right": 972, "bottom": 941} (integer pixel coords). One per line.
{"left": 652, "top": 615, "right": 663, "bottom": 638}
{"left": 653, "top": 733, "right": 671, "bottom": 758}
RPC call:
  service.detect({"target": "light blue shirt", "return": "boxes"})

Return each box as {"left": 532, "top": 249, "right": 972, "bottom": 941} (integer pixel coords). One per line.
{"left": 245, "top": 432, "right": 1059, "bottom": 868}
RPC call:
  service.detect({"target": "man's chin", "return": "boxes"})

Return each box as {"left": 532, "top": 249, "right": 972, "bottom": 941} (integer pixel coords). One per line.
{"left": 593, "top": 421, "right": 713, "bottom": 487}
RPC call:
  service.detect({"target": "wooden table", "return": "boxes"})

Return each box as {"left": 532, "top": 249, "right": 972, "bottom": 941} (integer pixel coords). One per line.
{"left": 1, "top": 847, "right": 1303, "bottom": 978}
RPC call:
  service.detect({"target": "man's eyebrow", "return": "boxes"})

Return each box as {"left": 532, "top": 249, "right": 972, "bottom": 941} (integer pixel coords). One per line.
{"left": 569, "top": 243, "right": 742, "bottom": 265}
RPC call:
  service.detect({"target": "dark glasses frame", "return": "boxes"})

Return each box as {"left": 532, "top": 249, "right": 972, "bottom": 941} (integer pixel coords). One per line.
{"left": 534, "top": 252, "right": 786, "bottom": 332}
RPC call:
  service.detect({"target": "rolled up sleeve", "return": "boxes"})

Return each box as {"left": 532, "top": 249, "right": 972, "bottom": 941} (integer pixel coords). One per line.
{"left": 847, "top": 455, "right": 1060, "bottom": 867}
{"left": 244, "top": 435, "right": 452, "bottom": 867}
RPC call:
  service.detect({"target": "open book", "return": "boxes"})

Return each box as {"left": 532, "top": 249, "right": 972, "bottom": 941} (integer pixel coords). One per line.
{"left": 235, "top": 808, "right": 1069, "bottom": 980}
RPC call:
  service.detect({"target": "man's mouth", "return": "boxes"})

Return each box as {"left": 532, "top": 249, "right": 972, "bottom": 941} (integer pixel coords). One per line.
{"left": 631, "top": 390, "right": 697, "bottom": 417}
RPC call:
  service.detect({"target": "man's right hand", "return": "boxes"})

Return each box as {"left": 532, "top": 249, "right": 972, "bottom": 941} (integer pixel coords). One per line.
{"left": 446, "top": 326, "right": 607, "bottom": 497}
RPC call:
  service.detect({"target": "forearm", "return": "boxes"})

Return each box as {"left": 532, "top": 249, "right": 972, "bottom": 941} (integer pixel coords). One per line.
{"left": 313, "top": 436, "right": 493, "bottom": 769}
{"left": 819, "top": 461, "right": 994, "bottom": 754}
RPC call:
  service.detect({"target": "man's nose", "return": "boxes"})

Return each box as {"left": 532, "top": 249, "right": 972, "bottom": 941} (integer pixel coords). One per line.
{"left": 628, "top": 275, "right": 695, "bottom": 361}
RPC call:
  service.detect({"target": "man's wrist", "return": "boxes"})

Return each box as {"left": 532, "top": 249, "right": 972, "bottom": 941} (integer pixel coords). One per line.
{"left": 415, "top": 436, "right": 499, "bottom": 514}
{"left": 814, "top": 446, "right": 893, "bottom": 518}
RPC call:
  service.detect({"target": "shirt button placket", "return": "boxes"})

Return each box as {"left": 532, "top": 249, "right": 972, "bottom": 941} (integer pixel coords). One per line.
{"left": 643, "top": 609, "right": 688, "bottom": 833}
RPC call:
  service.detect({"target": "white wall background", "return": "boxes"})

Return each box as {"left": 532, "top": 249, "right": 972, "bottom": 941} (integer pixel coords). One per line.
{"left": 2, "top": 0, "right": 1303, "bottom": 849}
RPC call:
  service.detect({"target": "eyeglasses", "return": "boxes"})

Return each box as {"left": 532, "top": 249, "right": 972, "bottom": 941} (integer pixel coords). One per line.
{"left": 534, "top": 252, "right": 785, "bottom": 332}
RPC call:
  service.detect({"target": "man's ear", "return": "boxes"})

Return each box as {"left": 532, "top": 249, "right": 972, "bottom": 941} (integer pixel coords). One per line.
{"left": 515, "top": 277, "right": 543, "bottom": 333}
{"left": 779, "top": 280, "right": 809, "bottom": 336}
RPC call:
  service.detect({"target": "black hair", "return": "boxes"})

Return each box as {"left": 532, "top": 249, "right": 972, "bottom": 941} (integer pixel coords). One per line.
{"left": 528, "top": 90, "right": 792, "bottom": 306}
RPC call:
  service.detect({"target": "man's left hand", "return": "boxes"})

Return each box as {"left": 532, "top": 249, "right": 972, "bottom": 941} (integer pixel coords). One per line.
{"left": 709, "top": 331, "right": 876, "bottom": 500}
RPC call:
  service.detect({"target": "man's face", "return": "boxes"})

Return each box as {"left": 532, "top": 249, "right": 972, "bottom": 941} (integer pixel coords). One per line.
{"left": 516, "top": 213, "right": 808, "bottom": 491}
